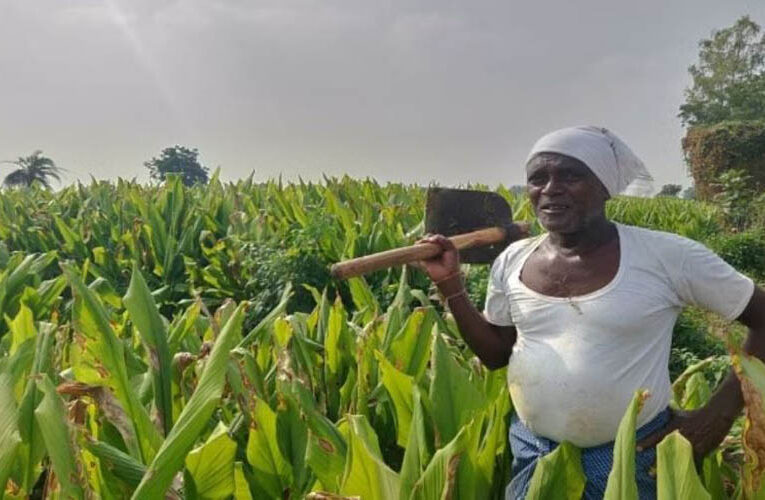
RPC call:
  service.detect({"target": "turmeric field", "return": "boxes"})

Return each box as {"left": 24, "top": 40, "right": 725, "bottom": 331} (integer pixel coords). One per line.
{"left": 1, "top": 174, "right": 764, "bottom": 499}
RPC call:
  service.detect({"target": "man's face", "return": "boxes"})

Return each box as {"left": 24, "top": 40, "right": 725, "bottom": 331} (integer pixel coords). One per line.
{"left": 526, "top": 153, "right": 609, "bottom": 233}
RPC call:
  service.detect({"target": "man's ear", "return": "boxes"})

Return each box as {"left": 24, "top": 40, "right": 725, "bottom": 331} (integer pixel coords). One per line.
{"left": 594, "top": 178, "right": 610, "bottom": 202}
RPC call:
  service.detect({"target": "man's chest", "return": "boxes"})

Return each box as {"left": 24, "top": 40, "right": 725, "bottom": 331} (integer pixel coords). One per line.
{"left": 519, "top": 249, "right": 620, "bottom": 298}
{"left": 506, "top": 260, "right": 682, "bottom": 341}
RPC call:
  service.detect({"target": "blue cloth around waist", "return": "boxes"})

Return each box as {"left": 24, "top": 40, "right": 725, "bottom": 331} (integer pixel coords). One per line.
{"left": 506, "top": 408, "right": 671, "bottom": 500}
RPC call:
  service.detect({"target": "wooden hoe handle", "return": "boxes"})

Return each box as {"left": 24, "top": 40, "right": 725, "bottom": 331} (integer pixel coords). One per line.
{"left": 330, "top": 226, "right": 506, "bottom": 280}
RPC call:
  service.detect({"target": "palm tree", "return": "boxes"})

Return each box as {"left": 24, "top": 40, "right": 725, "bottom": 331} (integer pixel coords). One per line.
{"left": 3, "top": 150, "right": 62, "bottom": 188}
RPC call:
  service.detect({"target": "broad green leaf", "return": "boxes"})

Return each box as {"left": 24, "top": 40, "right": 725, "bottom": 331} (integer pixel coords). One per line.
{"left": 15, "top": 324, "right": 55, "bottom": 492}
{"left": 34, "top": 375, "right": 85, "bottom": 500}
{"left": 2, "top": 338, "right": 34, "bottom": 402}
{"left": 287, "top": 314, "right": 321, "bottom": 391}
{"left": 6, "top": 304, "right": 35, "bottom": 357}
{"left": 32, "top": 275, "right": 67, "bottom": 318}
{"left": 389, "top": 308, "right": 435, "bottom": 379}
{"left": 167, "top": 301, "right": 202, "bottom": 353}
{"left": 409, "top": 424, "right": 469, "bottom": 500}
{"left": 246, "top": 397, "right": 293, "bottom": 498}
{"left": 276, "top": 387, "right": 310, "bottom": 492}
{"left": 483, "top": 366, "right": 510, "bottom": 404}
{"left": 0, "top": 373, "right": 21, "bottom": 498}
{"left": 339, "top": 415, "right": 400, "bottom": 500}
{"left": 429, "top": 333, "right": 486, "bottom": 446}
{"left": 0, "top": 252, "right": 56, "bottom": 317}
{"left": 324, "top": 298, "right": 348, "bottom": 420}
{"left": 701, "top": 452, "right": 728, "bottom": 500}
{"left": 273, "top": 317, "right": 293, "bottom": 349}
{"left": 53, "top": 214, "right": 82, "bottom": 253}
{"left": 325, "top": 298, "right": 347, "bottom": 375}
{"left": 387, "top": 265, "right": 412, "bottom": 312}
{"left": 603, "top": 390, "right": 649, "bottom": 500}
{"left": 185, "top": 422, "right": 237, "bottom": 499}
{"left": 672, "top": 357, "right": 716, "bottom": 406}
{"left": 302, "top": 393, "right": 348, "bottom": 492}
{"left": 525, "top": 441, "right": 585, "bottom": 500}
{"left": 353, "top": 324, "right": 379, "bottom": 420}
{"left": 348, "top": 276, "right": 378, "bottom": 324}
{"left": 656, "top": 431, "right": 711, "bottom": 500}
{"left": 398, "top": 387, "right": 430, "bottom": 500}
{"left": 375, "top": 351, "right": 415, "bottom": 447}
{"left": 475, "top": 394, "right": 512, "bottom": 491}
{"left": 455, "top": 409, "right": 489, "bottom": 499}
{"left": 681, "top": 373, "right": 712, "bottom": 411}
{"left": 84, "top": 438, "right": 146, "bottom": 489}
{"left": 131, "top": 302, "right": 246, "bottom": 499}
{"left": 63, "top": 264, "right": 161, "bottom": 463}
{"left": 123, "top": 263, "right": 174, "bottom": 436}
{"left": 233, "top": 462, "right": 253, "bottom": 500}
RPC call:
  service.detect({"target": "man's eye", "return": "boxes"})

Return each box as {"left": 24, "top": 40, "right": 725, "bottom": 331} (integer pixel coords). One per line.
{"left": 528, "top": 176, "right": 546, "bottom": 185}
{"left": 563, "top": 172, "right": 583, "bottom": 181}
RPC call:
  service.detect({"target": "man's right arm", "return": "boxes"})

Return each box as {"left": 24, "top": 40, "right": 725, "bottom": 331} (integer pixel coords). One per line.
{"left": 418, "top": 233, "right": 521, "bottom": 370}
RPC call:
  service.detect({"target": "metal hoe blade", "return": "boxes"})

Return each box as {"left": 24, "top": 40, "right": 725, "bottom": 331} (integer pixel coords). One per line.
{"left": 425, "top": 187, "right": 513, "bottom": 264}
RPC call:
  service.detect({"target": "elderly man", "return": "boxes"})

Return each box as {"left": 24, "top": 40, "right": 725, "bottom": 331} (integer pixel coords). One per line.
{"left": 418, "top": 126, "right": 765, "bottom": 499}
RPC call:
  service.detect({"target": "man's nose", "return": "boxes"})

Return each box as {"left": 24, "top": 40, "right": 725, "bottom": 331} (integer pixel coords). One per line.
{"left": 541, "top": 176, "right": 565, "bottom": 194}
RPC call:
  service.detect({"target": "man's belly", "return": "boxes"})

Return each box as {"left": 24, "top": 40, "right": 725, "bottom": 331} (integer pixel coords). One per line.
{"left": 506, "top": 336, "right": 670, "bottom": 448}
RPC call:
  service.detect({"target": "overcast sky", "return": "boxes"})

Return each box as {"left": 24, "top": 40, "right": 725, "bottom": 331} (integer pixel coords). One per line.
{"left": 1, "top": 1, "right": 764, "bottom": 190}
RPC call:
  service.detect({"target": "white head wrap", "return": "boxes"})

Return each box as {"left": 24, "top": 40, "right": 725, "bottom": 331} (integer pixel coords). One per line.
{"left": 525, "top": 126, "right": 654, "bottom": 197}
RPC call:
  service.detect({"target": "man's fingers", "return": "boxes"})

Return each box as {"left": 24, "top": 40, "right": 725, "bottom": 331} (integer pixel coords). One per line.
{"left": 409, "top": 260, "right": 426, "bottom": 271}
{"left": 431, "top": 234, "right": 457, "bottom": 251}
{"left": 418, "top": 234, "right": 456, "bottom": 251}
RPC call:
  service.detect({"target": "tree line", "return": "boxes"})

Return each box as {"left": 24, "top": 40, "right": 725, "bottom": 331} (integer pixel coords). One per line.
{"left": 2, "top": 145, "right": 210, "bottom": 189}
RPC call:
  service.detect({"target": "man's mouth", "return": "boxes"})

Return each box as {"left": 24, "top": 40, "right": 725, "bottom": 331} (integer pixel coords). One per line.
{"left": 540, "top": 203, "right": 570, "bottom": 213}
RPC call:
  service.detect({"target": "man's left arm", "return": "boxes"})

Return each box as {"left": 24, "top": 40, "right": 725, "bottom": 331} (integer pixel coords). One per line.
{"left": 637, "top": 286, "right": 765, "bottom": 459}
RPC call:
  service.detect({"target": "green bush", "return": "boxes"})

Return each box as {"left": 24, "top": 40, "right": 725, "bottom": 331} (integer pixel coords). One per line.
{"left": 243, "top": 241, "right": 332, "bottom": 321}
{"left": 709, "top": 230, "right": 765, "bottom": 281}
{"left": 669, "top": 309, "right": 728, "bottom": 381}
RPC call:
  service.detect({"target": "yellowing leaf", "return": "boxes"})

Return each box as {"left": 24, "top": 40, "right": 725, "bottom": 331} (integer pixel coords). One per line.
{"left": 64, "top": 265, "right": 162, "bottom": 463}
{"left": 325, "top": 298, "right": 347, "bottom": 375}
{"left": 680, "top": 373, "right": 712, "bottom": 411}
{"left": 429, "top": 333, "right": 486, "bottom": 446}
{"left": 409, "top": 424, "right": 468, "bottom": 500}
{"left": 339, "top": 415, "right": 400, "bottom": 500}
{"left": 233, "top": 462, "right": 253, "bottom": 500}
{"left": 274, "top": 317, "right": 293, "bottom": 349}
{"left": 389, "top": 308, "right": 435, "bottom": 379}
{"left": 656, "top": 431, "right": 711, "bottom": 500}
{"left": 733, "top": 353, "right": 765, "bottom": 497}
{"left": 375, "top": 351, "right": 415, "bottom": 448}
{"left": 34, "top": 375, "right": 86, "bottom": 500}
{"left": 604, "top": 390, "right": 649, "bottom": 500}
{"left": 123, "top": 263, "right": 174, "bottom": 436}
{"left": 525, "top": 441, "right": 585, "bottom": 500}
{"left": 347, "top": 277, "right": 378, "bottom": 324}
{"left": 0, "top": 373, "right": 21, "bottom": 497}
{"left": 246, "top": 398, "right": 293, "bottom": 498}
{"left": 185, "top": 422, "right": 237, "bottom": 499}
{"left": 6, "top": 304, "right": 36, "bottom": 357}
{"left": 398, "top": 387, "right": 430, "bottom": 499}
